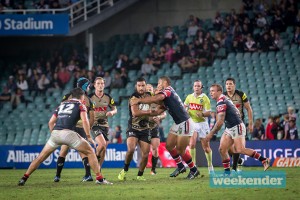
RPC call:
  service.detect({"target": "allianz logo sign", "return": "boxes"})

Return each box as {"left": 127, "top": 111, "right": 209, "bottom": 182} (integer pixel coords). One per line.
{"left": 0, "top": 17, "right": 53, "bottom": 30}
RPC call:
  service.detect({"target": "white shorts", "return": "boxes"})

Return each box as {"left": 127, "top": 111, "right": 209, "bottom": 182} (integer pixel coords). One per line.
{"left": 47, "top": 129, "right": 83, "bottom": 149}
{"left": 224, "top": 123, "right": 246, "bottom": 139}
{"left": 193, "top": 121, "right": 210, "bottom": 139}
{"left": 170, "top": 118, "right": 194, "bottom": 137}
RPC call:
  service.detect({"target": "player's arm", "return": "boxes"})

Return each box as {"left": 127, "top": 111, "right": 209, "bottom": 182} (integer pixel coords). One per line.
{"left": 209, "top": 112, "right": 225, "bottom": 135}
{"left": 89, "top": 110, "right": 95, "bottom": 128}
{"left": 151, "top": 105, "right": 166, "bottom": 117}
{"left": 133, "top": 93, "right": 165, "bottom": 105}
{"left": 131, "top": 103, "right": 154, "bottom": 117}
{"left": 244, "top": 101, "right": 253, "bottom": 132}
{"left": 80, "top": 107, "right": 95, "bottom": 146}
{"left": 48, "top": 115, "right": 57, "bottom": 132}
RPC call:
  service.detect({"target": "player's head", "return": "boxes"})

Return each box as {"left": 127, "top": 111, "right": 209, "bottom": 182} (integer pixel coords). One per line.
{"left": 146, "top": 84, "right": 154, "bottom": 94}
{"left": 210, "top": 84, "right": 223, "bottom": 100}
{"left": 225, "top": 77, "right": 236, "bottom": 92}
{"left": 135, "top": 77, "right": 146, "bottom": 95}
{"left": 193, "top": 80, "right": 203, "bottom": 95}
{"left": 71, "top": 87, "right": 85, "bottom": 101}
{"left": 77, "top": 77, "right": 90, "bottom": 92}
{"left": 158, "top": 76, "right": 171, "bottom": 89}
{"left": 94, "top": 77, "right": 105, "bottom": 92}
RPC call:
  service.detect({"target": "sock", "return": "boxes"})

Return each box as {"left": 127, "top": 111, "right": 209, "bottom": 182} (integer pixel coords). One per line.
{"left": 22, "top": 173, "right": 29, "bottom": 181}
{"left": 169, "top": 148, "right": 184, "bottom": 169}
{"left": 97, "top": 155, "right": 101, "bottom": 162}
{"left": 232, "top": 153, "right": 240, "bottom": 171}
{"left": 151, "top": 156, "right": 159, "bottom": 171}
{"left": 251, "top": 151, "right": 266, "bottom": 162}
{"left": 182, "top": 150, "right": 197, "bottom": 172}
{"left": 82, "top": 157, "right": 91, "bottom": 177}
{"left": 190, "top": 148, "right": 196, "bottom": 164}
{"left": 223, "top": 158, "right": 231, "bottom": 172}
{"left": 95, "top": 173, "right": 103, "bottom": 182}
{"left": 124, "top": 163, "right": 130, "bottom": 172}
{"left": 205, "top": 151, "right": 213, "bottom": 167}
{"left": 238, "top": 158, "right": 243, "bottom": 165}
{"left": 137, "top": 170, "right": 144, "bottom": 176}
{"left": 56, "top": 156, "right": 65, "bottom": 177}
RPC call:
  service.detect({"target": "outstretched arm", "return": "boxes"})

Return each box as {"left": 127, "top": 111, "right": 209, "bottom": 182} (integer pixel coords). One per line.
{"left": 131, "top": 94, "right": 165, "bottom": 105}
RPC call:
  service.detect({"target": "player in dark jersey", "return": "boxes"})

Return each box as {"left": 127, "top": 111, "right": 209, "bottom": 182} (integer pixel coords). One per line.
{"left": 131, "top": 76, "right": 200, "bottom": 179}
{"left": 54, "top": 77, "right": 95, "bottom": 182}
{"left": 146, "top": 84, "right": 166, "bottom": 175}
{"left": 118, "top": 78, "right": 163, "bottom": 181}
{"left": 18, "top": 88, "right": 112, "bottom": 186}
{"left": 206, "top": 84, "right": 270, "bottom": 175}
{"left": 89, "top": 77, "right": 117, "bottom": 170}
{"left": 224, "top": 77, "right": 253, "bottom": 172}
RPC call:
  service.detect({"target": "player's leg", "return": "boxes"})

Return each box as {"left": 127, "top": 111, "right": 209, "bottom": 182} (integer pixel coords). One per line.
{"left": 150, "top": 137, "right": 160, "bottom": 175}
{"left": 118, "top": 135, "right": 138, "bottom": 180}
{"left": 54, "top": 144, "right": 69, "bottom": 182}
{"left": 177, "top": 135, "right": 199, "bottom": 179}
{"left": 219, "top": 133, "right": 234, "bottom": 175}
{"left": 233, "top": 137, "right": 270, "bottom": 171}
{"left": 199, "top": 122, "right": 214, "bottom": 174}
{"left": 99, "top": 135, "right": 109, "bottom": 169}
{"left": 189, "top": 131, "right": 198, "bottom": 165}
{"left": 18, "top": 143, "right": 56, "bottom": 186}
{"left": 137, "top": 139, "right": 151, "bottom": 180}
{"left": 94, "top": 133, "right": 106, "bottom": 166}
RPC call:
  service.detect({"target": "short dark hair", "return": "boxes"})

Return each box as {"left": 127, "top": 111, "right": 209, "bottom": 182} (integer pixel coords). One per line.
{"left": 210, "top": 84, "right": 223, "bottom": 92}
{"left": 71, "top": 88, "right": 85, "bottom": 99}
{"left": 159, "top": 76, "right": 171, "bottom": 85}
{"left": 226, "top": 77, "right": 236, "bottom": 85}
{"left": 136, "top": 77, "right": 146, "bottom": 83}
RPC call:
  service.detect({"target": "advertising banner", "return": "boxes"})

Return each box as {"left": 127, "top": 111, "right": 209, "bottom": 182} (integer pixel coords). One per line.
{"left": 0, "top": 14, "right": 69, "bottom": 35}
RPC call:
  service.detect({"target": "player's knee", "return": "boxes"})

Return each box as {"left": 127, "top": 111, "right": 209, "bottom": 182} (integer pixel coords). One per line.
{"left": 235, "top": 146, "right": 244, "bottom": 154}
{"left": 190, "top": 144, "right": 196, "bottom": 149}
{"left": 218, "top": 146, "right": 226, "bottom": 154}
{"left": 165, "top": 144, "right": 173, "bottom": 152}
{"left": 204, "top": 146, "right": 210, "bottom": 153}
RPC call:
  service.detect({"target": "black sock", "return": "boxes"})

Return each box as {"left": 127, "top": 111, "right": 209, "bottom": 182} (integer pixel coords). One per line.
{"left": 82, "top": 157, "right": 91, "bottom": 177}
{"left": 151, "top": 156, "right": 159, "bottom": 171}
{"left": 259, "top": 156, "right": 266, "bottom": 162}
{"left": 137, "top": 170, "right": 144, "bottom": 176}
{"left": 56, "top": 156, "right": 65, "bottom": 177}
{"left": 124, "top": 163, "right": 130, "bottom": 172}
{"left": 232, "top": 153, "right": 240, "bottom": 171}
{"left": 238, "top": 158, "right": 243, "bottom": 164}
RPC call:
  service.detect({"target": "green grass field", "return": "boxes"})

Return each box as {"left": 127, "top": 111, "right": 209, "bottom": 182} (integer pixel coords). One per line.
{"left": 1, "top": 167, "right": 299, "bottom": 200}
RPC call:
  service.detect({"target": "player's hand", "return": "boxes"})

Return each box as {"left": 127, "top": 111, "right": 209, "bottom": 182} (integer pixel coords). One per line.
{"left": 106, "top": 111, "right": 114, "bottom": 117}
{"left": 206, "top": 132, "right": 213, "bottom": 141}
{"left": 131, "top": 98, "right": 139, "bottom": 105}
{"left": 87, "top": 137, "right": 95, "bottom": 148}
{"left": 152, "top": 116, "right": 161, "bottom": 125}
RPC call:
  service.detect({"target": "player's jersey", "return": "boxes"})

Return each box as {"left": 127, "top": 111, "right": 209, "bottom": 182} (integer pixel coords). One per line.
{"left": 62, "top": 93, "right": 95, "bottom": 128}
{"left": 216, "top": 95, "right": 243, "bottom": 128}
{"left": 223, "top": 89, "right": 248, "bottom": 121}
{"left": 184, "top": 93, "right": 211, "bottom": 123}
{"left": 159, "top": 86, "right": 189, "bottom": 124}
{"left": 128, "top": 92, "right": 151, "bottom": 133}
{"left": 89, "top": 93, "right": 115, "bottom": 128}
{"left": 53, "top": 99, "right": 87, "bottom": 130}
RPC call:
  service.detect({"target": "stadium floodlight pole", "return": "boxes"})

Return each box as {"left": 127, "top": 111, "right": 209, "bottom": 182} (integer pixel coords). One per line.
{"left": 88, "top": 33, "right": 93, "bottom": 71}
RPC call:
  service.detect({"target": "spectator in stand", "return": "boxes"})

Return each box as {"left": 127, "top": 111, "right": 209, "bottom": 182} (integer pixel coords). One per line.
{"left": 266, "top": 116, "right": 274, "bottom": 140}
{"left": 17, "top": 74, "right": 28, "bottom": 91}
{"left": 120, "top": 67, "right": 128, "bottom": 86}
{"left": 96, "top": 65, "right": 105, "bottom": 77}
{"left": 178, "top": 56, "right": 195, "bottom": 72}
{"left": 252, "top": 118, "right": 265, "bottom": 140}
{"left": 87, "top": 70, "right": 95, "bottom": 83}
{"left": 113, "top": 54, "right": 125, "bottom": 72}
{"left": 11, "top": 88, "right": 25, "bottom": 109}
{"left": 37, "top": 74, "right": 50, "bottom": 95}
{"left": 163, "top": 26, "right": 176, "bottom": 46}
{"left": 103, "top": 71, "right": 112, "bottom": 89}
{"left": 295, "top": 12, "right": 300, "bottom": 27}
{"left": 185, "top": 14, "right": 201, "bottom": 27}
{"left": 113, "top": 125, "right": 123, "bottom": 144}
{"left": 292, "top": 26, "right": 300, "bottom": 44}
{"left": 287, "top": 118, "right": 298, "bottom": 140}
{"left": 187, "top": 22, "right": 199, "bottom": 37}
{"left": 129, "top": 57, "right": 142, "bottom": 70}
{"left": 244, "top": 35, "right": 257, "bottom": 52}
{"left": 0, "top": 86, "right": 11, "bottom": 106}
{"left": 197, "top": 42, "right": 211, "bottom": 66}
{"left": 287, "top": 106, "right": 297, "bottom": 120}
{"left": 141, "top": 57, "right": 156, "bottom": 76}
{"left": 213, "top": 11, "right": 223, "bottom": 31}
{"left": 256, "top": 13, "right": 268, "bottom": 28}
{"left": 150, "top": 50, "right": 162, "bottom": 68}
{"left": 6, "top": 76, "right": 17, "bottom": 93}
{"left": 164, "top": 43, "right": 174, "bottom": 63}
{"left": 111, "top": 73, "right": 124, "bottom": 89}
{"left": 243, "top": 0, "right": 254, "bottom": 11}
{"left": 35, "top": 0, "right": 49, "bottom": 10}
{"left": 49, "top": 0, "right": 61, "bottom": 9}
{"left": 259, "top": 33, "right": 273, "bottom": 52}
{"left": 1, "top": 0, "right": 15, "bottom": 8}
{"left": 179, "top": 40, "right": 190, "bottom": 57}
{"left": 272, "top": 32, "right": 283, "bottom": 50}
{"left": 281, "top": 114, "right": 290, "bottom": 140}
{"left": 272, "top": 115, "right": 281, "bottom": 140}
{"left": 66, "top": 59, "right": 77, "bottom": 72}
{"left": 144, "top": 27, "right": 158, "bottom": 46}
{"left": 50, "top": 72, "right": 63, "bottom": 90}
{"left": 57, "top": 67, "right": 71, "bottom": 86}
{"left": 271, "top": 10, "right": 285, "bottom": 32}
{"left": 122, "top": 54, "right": 130, "bottom": 68}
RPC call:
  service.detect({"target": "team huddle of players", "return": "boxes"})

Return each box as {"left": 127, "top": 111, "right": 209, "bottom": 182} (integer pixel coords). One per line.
{"left": 18, "top": 76, "right": 270, "bottom": 186}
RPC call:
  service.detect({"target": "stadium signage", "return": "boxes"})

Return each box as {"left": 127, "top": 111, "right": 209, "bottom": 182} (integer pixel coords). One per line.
{"left": 0, "top": 14, "right": 69, "bottom": 35}
{"left": 272, "top": 157, "right": 300, "bottom": 167}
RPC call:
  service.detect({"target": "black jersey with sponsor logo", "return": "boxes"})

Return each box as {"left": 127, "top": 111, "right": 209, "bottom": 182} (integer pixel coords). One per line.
{"left": 53, "top": 99, "right": 87, "bottom": 130}
{"left": 159, "top": 86, "right": 189, "bottom": 124}
{"left": 128, "top": 92, "right": 151, "bottom": 133}
{"left": 216, "top": 95, "right": 243, "bottom": 128}
{"left": 223, "top": 90, "right": 248, "bottom": 121}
